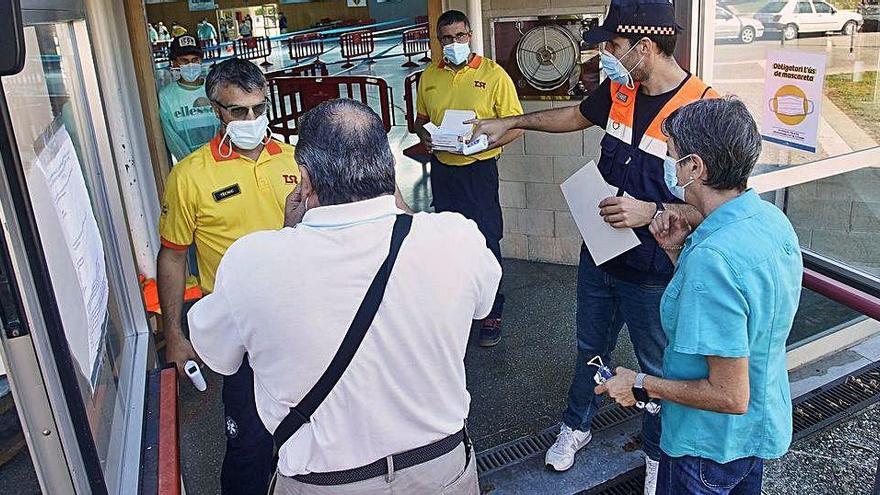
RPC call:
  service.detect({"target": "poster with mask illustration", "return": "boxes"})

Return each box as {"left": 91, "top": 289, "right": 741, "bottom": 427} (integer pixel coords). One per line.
{"left": 761, "top": 50, "right": 826, "bottom": 153}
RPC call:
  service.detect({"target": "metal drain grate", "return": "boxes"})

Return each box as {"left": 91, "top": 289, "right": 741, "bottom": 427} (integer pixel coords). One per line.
{"left": 475, "top": 404, "right": 642, "bottom": 476}
{"left": 576, "top": 361, "right": 880, "bottom": 495}
{"left": 792, "top": 361, "right": 880, "bottom": 440}
{"left": 578, "top": 467, "right": 645, "bottom": 495}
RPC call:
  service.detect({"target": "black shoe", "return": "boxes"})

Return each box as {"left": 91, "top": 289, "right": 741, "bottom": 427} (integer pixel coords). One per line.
{"left": 478, "top": 318, "right": 502, "bottom": 347}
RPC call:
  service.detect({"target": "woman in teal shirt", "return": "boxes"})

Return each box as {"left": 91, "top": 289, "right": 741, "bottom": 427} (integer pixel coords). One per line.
{"left": 596, "top": 97, "right": 803, "bottom": 494}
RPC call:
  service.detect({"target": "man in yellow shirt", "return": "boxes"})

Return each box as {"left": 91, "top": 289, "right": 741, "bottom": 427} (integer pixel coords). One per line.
{"left": 415, "top": 10, "right": 523, "bottom": 347}
{"left": 157, "top": 58, "right": 299, "bottom": 494}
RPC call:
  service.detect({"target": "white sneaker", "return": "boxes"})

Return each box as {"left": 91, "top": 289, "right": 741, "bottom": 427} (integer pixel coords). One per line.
{"left": 544, "top": 424, "right": 592, "bottom": 472}
{"left": 644, "top": 455, "right": 659, "bottom": 495}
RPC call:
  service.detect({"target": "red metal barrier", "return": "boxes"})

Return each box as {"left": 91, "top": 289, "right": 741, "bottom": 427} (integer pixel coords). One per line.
{"left": 401, "top": 26, "right": 430, "bottom": 68}
{"left": 287, "top": 33, "right": 325, "bottom": 63}
{"left": 233, "top": 36, "right": 273, "bottom": 67}
{"left": 198, "top": 39, "right": 222, "bottom": 61}
{"left": 339, "top": 29, "right": 376, "bottom": 69}
{"left": 402, "top": 70, "right": 429, "bottom": 163}
{"left": 265, "top": 61, "right": 329, "bottom": 80}
{"left": 267, "top": 76, "right": 394, "bottom": 143}
{"left": 803, "top": 268, "right": 880, "bottom": 321}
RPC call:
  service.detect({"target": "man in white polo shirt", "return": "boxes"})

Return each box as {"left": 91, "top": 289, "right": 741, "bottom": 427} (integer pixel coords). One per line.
{"left": 189, "top": 99, "right": 501, "bottom": 494}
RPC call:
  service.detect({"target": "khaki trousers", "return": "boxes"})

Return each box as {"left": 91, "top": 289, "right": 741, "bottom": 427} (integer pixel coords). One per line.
{"left": 273, "top": 444, "right": 479, "bottom": 495}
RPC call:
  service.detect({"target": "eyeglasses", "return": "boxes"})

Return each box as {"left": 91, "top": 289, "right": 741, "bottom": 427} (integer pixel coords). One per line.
{"left": 213, "top": 98, "right": 269, "bottom": 120}
{"left": 438, "top": 32, "right": 471, "bottom": 45}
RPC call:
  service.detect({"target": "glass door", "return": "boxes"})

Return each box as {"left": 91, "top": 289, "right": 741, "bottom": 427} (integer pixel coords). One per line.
{"left": 0, "top": 14, "right": 149, "bottom": 494}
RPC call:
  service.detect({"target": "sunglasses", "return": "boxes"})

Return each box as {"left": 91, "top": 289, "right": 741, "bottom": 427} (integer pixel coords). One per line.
{"left": 438, "top": 32, "right": 471, "bottom": 45}
{"left": 213, "top": 98, "right": 269, "bottom": 120}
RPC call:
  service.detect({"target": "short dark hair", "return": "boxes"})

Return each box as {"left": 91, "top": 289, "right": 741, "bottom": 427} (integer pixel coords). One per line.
{"left": 295, "top": 99, "right": 396, "bottom": 206}
{"left": 662, "top": 97, "right": 761, "bottom": 192}
{"left": 623, "top": 33, "right": 677, "bottom": 57}
{"left": 204, "top": 58, "right": 266, "bottom": 101}
{"left": 438, "top": 10, "right": 470, "bottom": 31}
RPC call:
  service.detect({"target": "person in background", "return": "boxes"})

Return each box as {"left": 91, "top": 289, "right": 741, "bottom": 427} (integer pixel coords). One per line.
{"left": 171, "top": 20, "right": 187, "bottom": 38}
{"left": 468, "top": 2, "right": 716, "bottom": 489}
{"left": 597, "top": 97, "right": 802, "bottom": 495}
{"left": 157, "top": 58, "right": 301, "bottom": 494}
{"left": 414, "top": 9, "right": 523, "bottom": 347}
{"left": 157, "top": 21, "right": 170, "bottom": 41}
{"left": 279, "top": 12, "right": 288, "bottom": 33}
{"left": 239, "top": 16, "right": 253, "bottom": 38}
{"left": 189, "top": 98, "right": 500, "bottom": 495}
{"left": 158, "top": 35, "right": 219, "bottom": 163}
{"left": 148, "top": 23, "right": 158, "bottom": 44}
{"left": 197, "top": 17, "right": 218, "bottom": 44}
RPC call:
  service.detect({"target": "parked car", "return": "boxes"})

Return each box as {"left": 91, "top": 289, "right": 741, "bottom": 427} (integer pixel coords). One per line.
{"left": 754, "top": 0, "right": 864, "bottom": 40}
{"left": 716, "top": 6, "right": 765, "bottom": 43}
{"left": 859, "top": 0, "right": 880, "bottom": 31}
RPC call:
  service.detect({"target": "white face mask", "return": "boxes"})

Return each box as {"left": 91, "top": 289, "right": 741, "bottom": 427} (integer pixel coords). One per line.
{"left": 219, "top": 114, "right": 270, "bottom": 156}
{"left": 443, "top": 42, "right": 471, "bottom": 66}
{"left": 772, "top": 95, "right": 815, "bottom": 116}
{"left": 179, "top": 63, "right": 203, "bottom": 83}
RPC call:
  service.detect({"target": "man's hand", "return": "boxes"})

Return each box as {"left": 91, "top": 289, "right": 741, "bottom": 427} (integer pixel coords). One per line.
{"left": 466, "top": 117, "right": 513, "bottom": 145}
{"left": 284, "top": 184, "right": 307, "bottom": 228}
{"left": 417, "top": 130, "right": 433, "bottom": 154}
{"left": 595, "top": 367, "right": 638, "bottom": 408}
{"left": 598, "top": 196, "right": 656, "bottom": 229}
{"left": 165, "top": 333, "right": 201, "bottom": 376}
{"left": 649, "top": 208, "right": 692, "bottom": 249}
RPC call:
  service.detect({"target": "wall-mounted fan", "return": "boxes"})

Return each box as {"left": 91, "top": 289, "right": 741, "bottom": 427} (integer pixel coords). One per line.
{"left": 515, "top": 24, "right": 579, "bottom": 92}
{"left": 491, "top": 14, "right": 603, "bottom": 100}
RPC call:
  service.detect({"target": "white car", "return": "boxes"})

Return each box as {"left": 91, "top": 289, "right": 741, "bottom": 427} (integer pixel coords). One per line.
{"left": 755, "top": 0, "right": 864, "bottom": 40}
{"left": 716, "top": 6, "right": 765, "bottom": 43}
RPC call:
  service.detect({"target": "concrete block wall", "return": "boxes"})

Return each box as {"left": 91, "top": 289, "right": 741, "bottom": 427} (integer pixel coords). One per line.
{"left": 497, "top": 100, "right": 605, "bottom": 265}
{"left": 476, "top": 0, "right": 609, "bottom": 265}
{"left": 785, "top": 168, "right": 880, "bottom": 276}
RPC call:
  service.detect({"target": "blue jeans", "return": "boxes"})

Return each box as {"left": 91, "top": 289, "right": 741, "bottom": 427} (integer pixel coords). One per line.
{"left": 562, "top": 245, "right": 667, "bottom": 460}
{"left": 221, "top": 356, "right": 274, "bottom": 494}
{"left": 657, "top": 454, "right": 764, "bottom": 494}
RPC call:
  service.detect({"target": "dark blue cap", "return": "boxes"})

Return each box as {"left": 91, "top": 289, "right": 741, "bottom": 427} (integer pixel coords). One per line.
{"left": 584, "top": 0, "right": 681, "bottom": 45}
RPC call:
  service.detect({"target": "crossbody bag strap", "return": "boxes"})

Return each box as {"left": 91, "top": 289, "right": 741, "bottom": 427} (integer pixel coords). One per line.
{"left": 273, "top": 214, "right": 413, "bottom": 449}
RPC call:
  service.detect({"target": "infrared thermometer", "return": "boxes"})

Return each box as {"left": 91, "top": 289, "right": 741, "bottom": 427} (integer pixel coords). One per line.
{"left": 184, "top": 360, "right": 207, "bottom": 392}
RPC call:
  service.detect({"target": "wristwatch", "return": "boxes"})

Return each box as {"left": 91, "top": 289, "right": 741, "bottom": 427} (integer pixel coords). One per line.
{"left": 653, "top": 202, "right": 665, "bottom": 219}
{"left": 632, "top": 372, "right": 651, "bottom": 403}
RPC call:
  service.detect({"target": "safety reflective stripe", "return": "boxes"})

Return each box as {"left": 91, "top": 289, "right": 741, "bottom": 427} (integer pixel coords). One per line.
{"left": 638, "top": 134, "right": 667, "bottom": 159}
{"left": 606, "top": 119, "right": 634, "bottom": 145}
{"left": 641, "top": 77, "right": 719, "bottom": 149}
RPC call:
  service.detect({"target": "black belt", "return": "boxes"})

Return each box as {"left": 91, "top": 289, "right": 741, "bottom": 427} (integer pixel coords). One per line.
{"left": 292, "top": 428, "right": 470, "bottom": 486}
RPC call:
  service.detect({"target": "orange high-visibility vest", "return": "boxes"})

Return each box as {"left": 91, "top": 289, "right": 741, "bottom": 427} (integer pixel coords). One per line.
{"left": 595, "top": 75, "right": 718, "bottom": 279}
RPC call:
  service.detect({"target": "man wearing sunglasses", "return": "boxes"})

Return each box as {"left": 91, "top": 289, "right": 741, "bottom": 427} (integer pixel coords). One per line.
{"left": 158, "top": 35, "right": 219, "bottom": 163}
{"left": 414, "top": 10, "right": 523, "bottom": 348}
{"left": 157, "top": 58, "right": 300, "bottom": 494}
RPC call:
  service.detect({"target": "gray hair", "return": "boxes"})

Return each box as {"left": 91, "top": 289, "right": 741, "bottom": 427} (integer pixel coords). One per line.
{"left": 204, "top": 58, "right": 266, "bottom": 102}
{"left": 295, "top": 99, "right": 396, "bottom": 206}
{"left": 662, "top": 96, "right": 761, "bottom": 191}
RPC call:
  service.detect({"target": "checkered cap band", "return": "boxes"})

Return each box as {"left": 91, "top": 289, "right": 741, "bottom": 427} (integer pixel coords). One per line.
{"left": 617, "top": 24, "right": 676, "bottom": 36}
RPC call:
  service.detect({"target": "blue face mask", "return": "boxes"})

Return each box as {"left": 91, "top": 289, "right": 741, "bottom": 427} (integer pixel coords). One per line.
{"left": 600, "top": 39, "right": 646, "bottom": 89}
{"left": 179, "top": 63, "right": 203, "bottom": 83}
{"left": 663, "top": 154, "right": 696, "bottom": 202}
{"left": 443, "top": 42, "right": 471, "bottom": 66}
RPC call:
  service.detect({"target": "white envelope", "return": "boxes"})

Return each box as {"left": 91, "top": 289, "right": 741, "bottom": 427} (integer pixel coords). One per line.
{"left": 424, "top": 109, "right": 477, "bottom": 153}
{"left": 560, "top": 161, "right": 641, "bottom": 266}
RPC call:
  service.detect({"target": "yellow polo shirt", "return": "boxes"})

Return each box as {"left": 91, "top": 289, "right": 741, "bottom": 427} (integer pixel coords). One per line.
{"left": 159, "top": 135, "right": 300, "bottom": 293}
{"left": 416, "top": 55, "right": 523, "bottom": 166}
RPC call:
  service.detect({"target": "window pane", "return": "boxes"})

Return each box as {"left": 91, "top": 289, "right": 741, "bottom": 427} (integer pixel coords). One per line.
{"left": 713, "top": 5, "right": 879, "bottom": 166}
{"left": 784, "top": 169, "right": 880, "bottom": 278}
{"left": 0, "top": 22, "right": 128, "bottom": 479}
